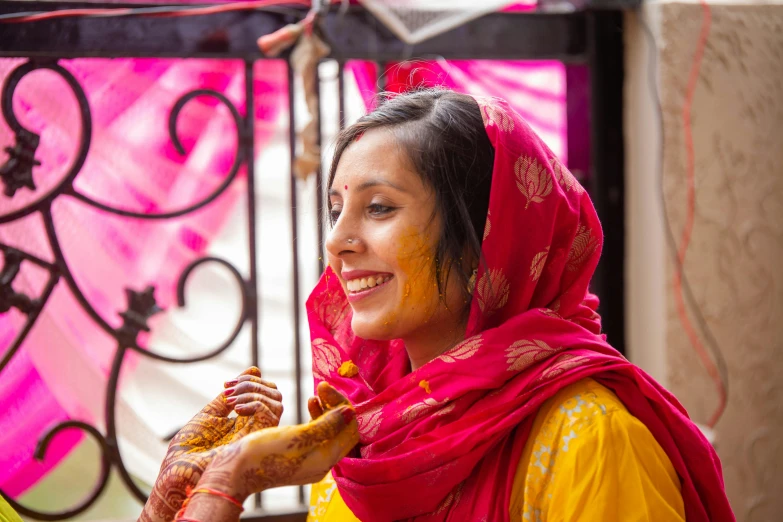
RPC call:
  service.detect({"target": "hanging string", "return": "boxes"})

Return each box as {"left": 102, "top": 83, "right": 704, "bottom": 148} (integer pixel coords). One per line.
{"left": 0, "top": 0, "right": 312, "bottom": 24}
{"left": 675, "top": 0, "right": 727, "bottom": 429}
{"left": 639, "top": 2, "right": 728, "bottom": 429}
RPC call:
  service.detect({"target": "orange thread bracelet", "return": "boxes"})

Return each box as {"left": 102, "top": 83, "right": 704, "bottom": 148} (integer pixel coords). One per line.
{"left": 191, "top": 487, "right": 245, "bottom": 511}
{"left": 174, "top": 484, "right": 195, "bottom": 518}
{"left": 174, "top": 495, "right": 191, "bottom": 519}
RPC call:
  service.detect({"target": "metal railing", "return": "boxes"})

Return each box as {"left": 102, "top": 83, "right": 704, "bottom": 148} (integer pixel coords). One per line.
{"left": 0, "top": 2, "right": 627, "bottom": 520}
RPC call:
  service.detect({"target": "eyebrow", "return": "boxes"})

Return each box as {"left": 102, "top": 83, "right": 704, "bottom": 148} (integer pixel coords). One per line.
{"left": 328, "top": 178, "right": 409, "bottom": 197}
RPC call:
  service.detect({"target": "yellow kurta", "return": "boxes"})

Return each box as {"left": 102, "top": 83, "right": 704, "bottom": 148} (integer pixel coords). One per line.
{"left": 308, "top": 378, "right": 685, "bottom": 521}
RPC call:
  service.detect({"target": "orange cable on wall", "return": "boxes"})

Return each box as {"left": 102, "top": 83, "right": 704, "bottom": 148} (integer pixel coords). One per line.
{"left": 674, "top": 0, "right": 727, "bottom": 429}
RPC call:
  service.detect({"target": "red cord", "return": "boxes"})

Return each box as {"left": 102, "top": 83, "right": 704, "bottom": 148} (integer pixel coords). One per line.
{"left": 1, "top": 0, "right": 311, "bottom": 23}
{"left": 153, "top": 0, "right": 310, "bottom": 18}
{"left": 675, "top": 0, "right": 726, "bottom": 428}
{"left": 5, "top": 8, "right": 133, "bottom": 22}
{"left": 191, "top": 488, "right": 245, "bottom": 511}
{"left": 174, "top": 485, "right": 243, "bottom": 519}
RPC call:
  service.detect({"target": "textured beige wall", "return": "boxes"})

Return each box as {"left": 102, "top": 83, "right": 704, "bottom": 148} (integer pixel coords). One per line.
{"left": 626, "top": 4, "right": 783, "bottom": 521}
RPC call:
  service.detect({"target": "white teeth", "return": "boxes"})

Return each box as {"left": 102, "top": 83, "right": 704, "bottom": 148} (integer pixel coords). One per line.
{"left": 346, "top": 275, "right": 392, "bottom": 292}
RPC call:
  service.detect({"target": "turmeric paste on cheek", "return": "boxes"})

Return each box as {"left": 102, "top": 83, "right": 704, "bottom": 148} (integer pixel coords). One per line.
{"left": 382, "top": 227, "right": 440, "bottom": 326}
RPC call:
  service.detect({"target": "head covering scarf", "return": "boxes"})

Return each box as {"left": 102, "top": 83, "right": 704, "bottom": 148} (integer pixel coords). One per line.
{"left": 306, "top": 95, "right": 734, "bottom": 522}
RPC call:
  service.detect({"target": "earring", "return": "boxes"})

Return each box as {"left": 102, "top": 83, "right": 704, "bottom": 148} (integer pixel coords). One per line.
{"left": 467, "top": 268, "right": 478, "bottom": 295}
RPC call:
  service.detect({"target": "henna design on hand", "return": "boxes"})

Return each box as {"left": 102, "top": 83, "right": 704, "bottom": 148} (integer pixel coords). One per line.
{"left": 242, "top": 454, "right": 308, "bottom": 492}
{"left": 286, "top": 408, "right": 345, "bottom": 451}
{"left": 194, "top": 387, "right": 358, "bottom": 502}
{"left": 138, "top": 367, "right": 281, "bottom": 522}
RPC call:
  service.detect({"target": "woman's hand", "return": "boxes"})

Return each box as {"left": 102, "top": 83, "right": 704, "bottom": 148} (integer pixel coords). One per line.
{"left": 138, "top": 367, "right": 282, "bottom": 522}
{"left": 193, "top": 382, "right": 358, "bottom": 503}
{"left": 307, "top": 380, "right": 350, "bottom": 420}
{"left": 224, "top": 371, "right": 284, "bottom": 421}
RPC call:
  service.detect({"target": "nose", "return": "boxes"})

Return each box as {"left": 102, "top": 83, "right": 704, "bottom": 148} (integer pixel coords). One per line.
{"left": 325, "top": 212, "right": 364, "bottom": 259}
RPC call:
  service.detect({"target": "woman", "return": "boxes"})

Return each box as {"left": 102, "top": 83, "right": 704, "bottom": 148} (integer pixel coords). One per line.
{"left": 148, "top": 89, "right": 734, "bottom": 521}
{"left": 304, "top": 89, "right": 733, "bottom": 521}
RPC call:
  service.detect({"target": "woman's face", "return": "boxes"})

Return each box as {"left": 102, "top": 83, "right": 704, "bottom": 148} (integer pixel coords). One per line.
{"left": 326, "top": 128, "right": 466, "bottom": 346}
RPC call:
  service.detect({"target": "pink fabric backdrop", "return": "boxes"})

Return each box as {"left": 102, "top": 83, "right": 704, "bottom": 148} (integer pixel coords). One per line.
{"left": 0, "top": 57, "right": 287, "bottom": 496}
{"left": 347, "top": 59, "right": 567, "bottom": 162}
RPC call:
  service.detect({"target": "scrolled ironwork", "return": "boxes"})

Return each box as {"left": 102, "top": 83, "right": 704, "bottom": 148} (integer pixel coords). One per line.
{"left": 0, "top": 421, "right": 112, "bottom": 521}
{"left": 0, "top": 59, "right": 92, "bottom": 225}
{"left": 125, "top": 256, "right": 251, "bottom": 363}
{"left": 0, "top": 245, "right": 35, "bottom": 314}
{"left": 0, "top": 56, "right": 258, "bottom": 520}
{"left": 69, "top": 89, "right": 246, "bottom": 220}
{"left": 1, "top": 127, "right": 40, "bottom": 197}
{"left": 0, "top": 243, "right": 60, "bottom": 372}
{"left": 104, "top": 343, "right": 149, "bottom": 503}
{"left": 41, "top": 206, "right": 118, "bottom": 337}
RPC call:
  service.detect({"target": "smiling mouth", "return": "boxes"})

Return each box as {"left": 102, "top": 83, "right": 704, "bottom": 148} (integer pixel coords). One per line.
{"left": 346, "top": 274, "right": 393, "bottom": 294}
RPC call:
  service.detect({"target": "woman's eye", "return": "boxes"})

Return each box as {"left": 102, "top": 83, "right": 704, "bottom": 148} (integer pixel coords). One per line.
{"left": 368, "top": 203, "right": 395, "bottom": 216}
{"left": 329, "top": 207, "right": 342, "bottom": 222}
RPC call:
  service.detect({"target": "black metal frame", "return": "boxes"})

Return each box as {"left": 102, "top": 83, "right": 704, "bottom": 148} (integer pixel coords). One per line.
{"left": 0, "top": 2, "right": 626, "bottom": 520}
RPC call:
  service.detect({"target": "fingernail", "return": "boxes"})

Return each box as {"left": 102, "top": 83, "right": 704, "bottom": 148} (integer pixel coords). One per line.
{"left": 341, "top": 408, "right": 355, "bottom": 424}
{"left": 226, "top": 396, "right": 237, "bottom": 405}
{"left": 224, "top": 380, "right": 238, "bottom": 388}
{"left": 224, "top": 387, "right": 235, "bottom": 397}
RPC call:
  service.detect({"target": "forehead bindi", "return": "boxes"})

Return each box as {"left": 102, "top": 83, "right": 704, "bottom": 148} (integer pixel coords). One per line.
{"left": 333, "top": 129, "right": 426, "bottom": 194}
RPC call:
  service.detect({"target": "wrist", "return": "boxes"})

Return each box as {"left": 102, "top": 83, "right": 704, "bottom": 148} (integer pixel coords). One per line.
{"left": 195, "top": 441, "right": 254, "bottom": 501}
{"left": 196, "top": 467, "right": 250, "bottom": 504}
{"left": 140, "top": 484, "right": 180, "bottom": 522}
{"left": 179, "top": 486, "right": 245, "bottom": 521}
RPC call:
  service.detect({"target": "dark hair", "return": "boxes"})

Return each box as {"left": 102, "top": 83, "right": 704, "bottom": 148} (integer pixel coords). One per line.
{"left": 328, "top": 88, "right": 494, "bottom": 312}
